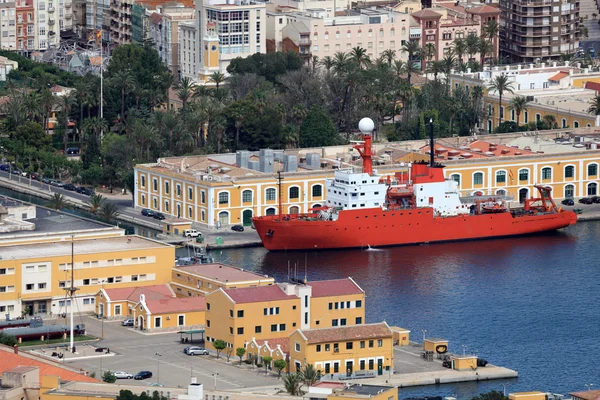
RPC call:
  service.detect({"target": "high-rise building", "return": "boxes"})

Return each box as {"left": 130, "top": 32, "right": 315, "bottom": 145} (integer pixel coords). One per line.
{"left": 0, "top": 2, "right": 17, "bottom": 50}
{"left": 500, "top": 0, "right": 580, "bottom": 62}
{"left": 16, "top": 0, "right": 34, "bottom": 54}
{"left": 148, "top": 4, "right": 194, "bottom": 75}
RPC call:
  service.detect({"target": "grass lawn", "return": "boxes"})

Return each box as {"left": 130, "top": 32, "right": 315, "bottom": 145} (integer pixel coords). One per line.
{"left": 19, "top": 335, "right": 97, "bottom": 347}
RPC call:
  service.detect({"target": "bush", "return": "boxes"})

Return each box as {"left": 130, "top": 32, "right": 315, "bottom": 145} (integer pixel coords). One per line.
{"left": 102, "top": 371, "right": 117, "bottom": 383}
{"left": 256, "top": 363, "right": 263, "bottom": 368}
{"left": 244, "top": 359, "right": 254, "bottom": 365}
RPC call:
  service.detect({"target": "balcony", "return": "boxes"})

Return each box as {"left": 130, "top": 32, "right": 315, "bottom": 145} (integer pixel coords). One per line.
{"left": 48, "top": 19, "right": 55, "bottom": 25}
{"left": 48, "top": 6, "right": 54, "bottom": 12}
{"left": 65, "top": 2, "right": 71, "bottom": 7}
{"left": 299, "top": 37, "right": 311, "bottom": 45}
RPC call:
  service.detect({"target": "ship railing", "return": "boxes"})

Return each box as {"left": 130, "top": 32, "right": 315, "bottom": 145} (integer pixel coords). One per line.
{"left": 323, "top": 370, "right": 378, "bottom": 381}
{"left": 460, "top": 194, "right": 514, "bottom": 203}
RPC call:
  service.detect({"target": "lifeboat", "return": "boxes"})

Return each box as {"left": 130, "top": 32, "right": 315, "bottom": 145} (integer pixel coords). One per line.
{"left": 482, "top": 203, "right": 508, "bottom": 213}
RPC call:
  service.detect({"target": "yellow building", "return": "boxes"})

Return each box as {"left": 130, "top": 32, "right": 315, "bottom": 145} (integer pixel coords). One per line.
{"left": 96, "top": 284, "right": 175, "bottom": 319}
{"left": 171, "top": 263, "right": 275, "bottom": 297}
{"left": 327, "top": 384, "right": 398, "bottom": 400}
{"left": 133, "top": 295, "right": 206, "bottom": 332}
{"left": 245, "top": 337, "right": 289, "bottom": 365}
{"left": 509, "top": 392, "right": 547, "bottom": 400}
{"left": 204, "top": 278, "right": 365, "bottom": 351}
{"left": 0, "top": 236, "right": 175, "bottom": 318}
{"left": 288, "top": 322, "right": 394, "bottom": 376}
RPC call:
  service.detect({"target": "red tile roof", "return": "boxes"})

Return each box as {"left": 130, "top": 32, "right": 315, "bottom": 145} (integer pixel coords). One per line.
{"left": 299, "top": 322, "right": 392, "bottom": 344}
{"left": 256, "top": 337, "right": 289, "bottom": 353}
{"left": 411, "top": 9, "right": 442, "bottom": 19}
{"left": 586, "top": 81, "right": 600, "bottom": 92}
{"left": 308, "top": 278, "right": 364, "bottom": 298}
{"left": 467, "top": 4, "right": 500, "bottom": 14}
{"left": 175, "top": 263, "right": 272, "bottom": 284}
{"left": 0, "top": 345, "right": 98, "bottom": 383}
{"left": 145, "top": 297, "right": 206, "bottom": 314}
{"left": 224, "top": 285, "right": 296, "bottom": 304}
{"left": 549, "top": 71, "right": 569, "bottom": 81}
{"left": 104, "top": 284, "right": 173, "bottom": 302}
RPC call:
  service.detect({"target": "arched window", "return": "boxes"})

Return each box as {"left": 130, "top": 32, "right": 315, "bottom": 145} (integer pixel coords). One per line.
{"left": 518, "top": 169, "right": 528, "bottom": 181}
{"left": 564, "top": 184, "right": 575, "bottom": 198}
{"left": 266, "top": 188, "right": 276, "bottom": 201}
{"left": 218, "top": 191, "right": 229, "bottom": 204}
{"left": 289, "top": 206, "right": 300, "bottom": 214}
{"left": 588, "top": 163, "right": 598, "bottom": 177}
{"left": 242, "top": 190, "right": 252, "bottom": 203}
{"left": 312, "top": 184, "right": 323, "bottom": 197}
{"left": 496, "top": 171, "right": 506, "bottom": 184}
{"left": 450, "top": 173, "right": 461, "bottom": 186}
{"left": 473, "top": 172, "right": 483, "bottom": 185}
{"left": 564, "top": 165, "right": 575, "bottom": 178}
{"left": 574, "top": 121, "right": 579, "bottom": 128}
{"left": 541, "top": 167, "right": 552, "bottom": 180}
{"left": 562, "top": 118, "right": 567, "bottom": 128}
{"left": 289, "top": 187, "right": 300, "bottom": 199}
{"left": 496, "top": 189, "right": 507, "bottom": 196}
{"left": 588, "top": 182, "right": 597, "bottom": 196}
{"left": 265, "top": 208, "right": 276, "bottom": 216}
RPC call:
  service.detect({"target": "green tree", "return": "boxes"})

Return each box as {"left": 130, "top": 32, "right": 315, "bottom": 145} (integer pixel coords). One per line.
{"left": 588, "top": 95, "right": 600, "bottom": 115}
{"left": 508, "top": 95, "right": 530, "bottom": 125}
{"left": 282, "top": 373, "right": 303, "bottom": 396}
{"left": 97, "top": 202, "right": 120, "bottom": 223}
{"left": 209, "top": 72, "right": 226, "bottom": 90}
{"left": 213, "top": 339, "right": 227, "bottom": 359}
{"left": 236, "top": 347, "right": 246, "bottom": 365}
{"left": 349, "top": 47, "right": 371, "bottom": 69}
{"left": 471, "top": 390, "right": 508, "bottom": 400}
{"left": 227, "top": 52, "right": 302, "bottom": 83}
{"left": 116, "top": 390, "right": 169, "bottom": 400}
{"left": 320, "top": 56, "right": 334, "bottom": 72}
{"left": 381, "top": 49, "right": 396, "bottom": 66}
{"left": 262, "top": 355, "right": 272, "bottom": 373}
{"left": 487, "top": 75, "right": 514, "bottom": 127}
{"left": 401, "top": 40, "right": 421, "bottom": 77}
{"left": 299, "top": 106, "right": 336, "bottom": 148}
{"left": 300, "top": 363, "right": 321, "bottom": 388}
{"left": 0, "top": 331, "right": 17, "bottom": 347}
{"left": 102, "top": 371, "right": 117, "bottom": 383}
{"left": 86, "top": 194, "right": 106, "bottom": 214}
{"left": 46, "top": 193, "right": 68, "bottom": 210}
{"left": 273, "top": 359, "right": 287, "bottom": 377}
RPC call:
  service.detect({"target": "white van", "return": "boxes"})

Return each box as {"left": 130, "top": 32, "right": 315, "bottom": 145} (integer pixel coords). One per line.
{"left": 183, "top": 229, "right": 202, "bottom": 238}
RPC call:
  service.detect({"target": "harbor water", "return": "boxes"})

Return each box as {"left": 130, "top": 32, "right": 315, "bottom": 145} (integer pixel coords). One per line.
{"left": 209, "top": 223, "right": 599, "bottom": 398}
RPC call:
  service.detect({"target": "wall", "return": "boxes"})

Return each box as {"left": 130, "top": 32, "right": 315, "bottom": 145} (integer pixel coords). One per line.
{"left": 309, "top": 295, "right": 365, "bottom": 328}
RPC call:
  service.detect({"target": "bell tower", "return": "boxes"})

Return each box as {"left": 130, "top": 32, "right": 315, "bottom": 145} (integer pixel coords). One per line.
{"left": 198, "top": 21, "right": 220, "bottom": 82}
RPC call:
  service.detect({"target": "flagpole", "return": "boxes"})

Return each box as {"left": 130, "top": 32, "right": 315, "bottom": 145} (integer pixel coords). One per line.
{"left": 100, "top": 30, "right": 104, "bottom": 142}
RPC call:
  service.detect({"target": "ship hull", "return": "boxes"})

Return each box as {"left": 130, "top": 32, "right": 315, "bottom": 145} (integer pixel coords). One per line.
{"left": 252, "top": 208, "right": 578, "bottom": 251}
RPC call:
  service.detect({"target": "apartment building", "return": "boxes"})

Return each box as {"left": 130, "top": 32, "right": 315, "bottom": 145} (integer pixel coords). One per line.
{"left": 85, "top": 0, "right": 110, "bottom": 42}
{"left": 204, "top": 278, "right": 365, "bottom": 350}
{"left": 0, "top": 236, "right": 174, "bottom": 318}
{"left": 288, "top": 322, "right": 394, "bottom": 376}
{"left": 178, "top": 19, "right": 196, "bottom": 79}
{"left": 499, "top": 0, "right": 580, "bottom": 62}
{"left": 0, "top": 2, "right": 17, "bottom": 50}
{"left": 15, "top": 0, "right": 34, "bottom": 53}
{"left": 171, "top": 263, "right": 275, "bottom": 297}
{"left": 97, "top": 283, "right": 173, "bottom": 318}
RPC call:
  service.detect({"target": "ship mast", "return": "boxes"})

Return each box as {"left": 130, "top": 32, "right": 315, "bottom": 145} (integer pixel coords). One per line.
{"left": 277, "top": 171, "right": 284, "bottom": 216}
{"left": 354, "top": 118, "right": 375, "bottom": 175}
{"left": 429, "top": 118, "right": 435, "bottom": 167}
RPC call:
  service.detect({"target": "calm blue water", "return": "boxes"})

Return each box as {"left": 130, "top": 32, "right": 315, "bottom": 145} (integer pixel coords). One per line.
{"left": 210, "top": 223, "right": 599, "bottom": 398}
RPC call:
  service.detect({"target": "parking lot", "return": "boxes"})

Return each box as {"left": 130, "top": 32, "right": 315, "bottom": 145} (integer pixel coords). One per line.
{"left": 39, "top": 317, "right": 279, "bottom": 391}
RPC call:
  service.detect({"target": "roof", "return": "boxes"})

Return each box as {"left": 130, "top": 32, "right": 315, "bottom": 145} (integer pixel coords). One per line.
{"left": 466, "top": 4, "right": 499, "bottom": 14}
{"left": 549, "top": 71, "right": 569, "bottom": 81}
{"left": 104, "top": 284, "right": 173, "bottom": 302}
{"left": 0, "top": 345, "right": 98, "bottom": 383}
{"left": 411, "top": 9, "right": 442, "bottom": 18}
{"left": 175, "top": 263, "right": 273, "bottom": 284}
{"left": 586, "top": 81, "right": 600, "bottom": 92}
{"left": 145, "top": 296, "right": 206, "bottom": 314}
{"left": 308, "top": 278, "right": 364, "bottom": 298}
{"left": 223, "top": 285, "right": 296, "bottom": 304}
{"left": 298, "top": 322, "right": 392, "bottom": 344}
{"left": 256, "top": 337, "right": 289, "bottom": 353}
{"left": 570, "top": 391, "right": 600, "bottom": 400}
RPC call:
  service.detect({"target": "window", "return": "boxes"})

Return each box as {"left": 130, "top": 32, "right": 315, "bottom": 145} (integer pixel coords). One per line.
{"left": 207, "top": 320, "right": 211, "bottom": 327}
{"left": 237, "top": 327, "right": 244, "bottom": 334}
{"left": 496, "top": 171, "right": 506, "bottom": 184}
{"left": 356, "top": 317, "right": 362, "bottom": 324}
{"left": 295, "top": 342, "right": 300, "bottom": 352}
{"left": 178, "top": 315, "right": 185, "bottom": 326}
{"left": 218, "top": 192, "right": 229, "bottom": 204}
{"left": 356, "top": 300, "right": 362, "bottom": 308}
{"left": 271, "top": 324, "right": 277, "bottom": 332}
{"left": 279, "top": 323, "right": 286, "bottom": 331}
{"left": 207, "top": 303, "right": 211, "bottom": 310}
{"left": 165, "top": 181, "right": 170, "bottom": 194}
{"left": 542, "top": 167, "right": 552, "bottom": 180}
{"left": 83, "top": 298, "right": 90, "bottom": 305}
{"left": 332, "top": 319, "right": 339, "bottom": 327}
{"left": 588, "top": 164, "right": 598, "bottom": 176}
{"left": 565, "top": 165, "right": 574, "bottom": 178}
{"left": 312, "top": 185, "right": 322, "bottom": 197}
{"left": 266, "top": 188, "right": 276, "bottom": 200}
{"left": 340, "top": 318, "right": 347, "bottom": 326}
{"left": 242, "top": 190, "right": 252, "bottom": 202}
{"left": 230, "top": 327, "right": 233, "bottom": 335}
{"left": 519, "top": 169, "right": 529, "bottom": 181}
{"left": 230, "top": 310, "right": 234, "bottom": 317}
{"left": 176, "top": 184, "right": 181, "bottom": 196}
{"left": 346, "top": 342, "right": 353, "bottom": 350}
{"left": 237, "top": 310, "right": 244, "bottom": 318}
{"left": 588, "top": 183, "right": 598, "bottom": 196}
{"left": 474, "top": 172, "right": 483, "bottom": 185}
{"left": 325, "top": 344, "right": 330, "bottom": 351}
{"left": 38, "top": 283, "right": 46, "bottom": 289}
{"left": 141, "top": 175, "right": 146, "bottom": 187}
{"left": 255, "top": 326, "right": 261, "bottom": 333}
{"left": 155, "top": 317, "right": 161, "bottom": 328}
{"left": 188, "top": 187, "right": 193, "bottom": 200}
{"left": 329, "top": 302, "right": 333, "bottom": 310}
{"left": 562, "top": 119, "right": 567, "bottom": 128}
{"left": 26, "top": 284, "right": 34, "bottom": 290}
{"left": 316, "top": 344, "right": 322, "bottom": 352}
{"left": 450, "top": 174, "right": 460, "bottom": 186}
{"left": 201, "top": 191, "right": 206, "bottom": 203}
{"left": 289, "top": 187, "right": 299, "bottom": 199}
{"left": 377, "top": 339, "right": 383, "bottom": 347}
{"left": 115, "top": 305, "right": 122, "bottom": 315}
{"left": 153, "top": 179, "right": 158, "bottom": 191}
{"left": 369, "top": 340, "right": 374, "bottom": 348}
{"left": 360, "top": 341, "right": 365, "bottom": 348}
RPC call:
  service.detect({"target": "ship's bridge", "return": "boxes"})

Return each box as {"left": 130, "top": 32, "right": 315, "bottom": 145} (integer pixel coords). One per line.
{"left": 325, "top": 169, "right": 387, "bottom": 211}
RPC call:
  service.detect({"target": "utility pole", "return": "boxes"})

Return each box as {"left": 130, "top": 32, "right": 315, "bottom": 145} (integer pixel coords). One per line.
{"left": 66, "top": 235, "right": 79, "bottom": 353}
{"left": 100, "top": 30, "right": 104, "bottom": 142}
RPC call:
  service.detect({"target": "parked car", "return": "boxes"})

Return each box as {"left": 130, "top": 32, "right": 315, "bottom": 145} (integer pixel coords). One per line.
{"left": 153, "top": 212, "right": 165, "bottom": 220}
{"left": 592, "top": 196, "right": 600, "bottom": 204}
{"left": 63, "top": 184, "right": 77, "bottom": 191}
{"left": 121, "top": 318, "right": 134, "bottom": 327}
{"left": 561, "top": 198, "right": 574, "bottom": 206}
{"left": 0, "top": 164, "right": 9, "bottom": 171}
{"left": 149, "top": 383, "right": 164, "bottom": 387}
{"left": 579, "top": 197, "right": 594, "bottom": 204}
{"left": 76, "top": 186, "right": 94, "bottom": 195}
{"left": 52, "top": 180, "right": 65, "bottom": 187}
{"left": 183, "top": 229, "right": 201, "bottom": 238}
{"left": 185, "top": 346, "right": 209, "bottom": 356}
{"left": 134, "top": 371, "right": 153, "bottom": 380}
{"left": 30, "top": 173, "right": 40, "bottom": 181}
{"left": 231, "top": 225, "right": 244, "bottom": 232}
{"left": 66, "top": 147, "right": 80, "bottom": 155}
{"left": 113, "top": 371, "right": 133, "bottom": 379}
{"left": 141, "top": 208, "right": 155, "bottom": 217}
{"left": 41, "top": 177, "right": 52, "bottom": 184}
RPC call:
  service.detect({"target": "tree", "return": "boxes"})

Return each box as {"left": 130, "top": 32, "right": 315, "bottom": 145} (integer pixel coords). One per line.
{"left": 262, "top": 356, "right": 272, "bottom": 373}
{"left": 103, "top": 371, "right": 117, "bottom": 383}
{"left": 86, "top": 194, "right": 106, "bottom": 214}
{"left": 487, "top": 75, "right": 514, "bottom": 127}
{"left": 97, "top": 202, "right": 120, "bottom": 223}
{"left": 401, "top": 40, "right": 421, "bottom": 74}
{"left": 453, "top": 38, "right": 467, "bottom": 63}
{"left": 0, "top": 331, "right": 17, "bottom": 347}
{"left": 283, "top": 373, "right": 303, "bottom": 396}
{"left": 46, "top": 193, "right": 68, "bottom": 210}
{"left": 110, "top": 70, "right": 135, "bottom": 124}
{"left": 300, "top": 363, "right": 321, "bottom": 388}
{"left": 299, "top": 106, "right": 337, "bottom": 148}
{"left": 175, "top": 77, "right": 196, "bottom": 111}
{"left": 273, "top": 359, "right": 287, "bottom": 377}
{"left": 209, "top": 72, "right": 226, "bottom": 90}
{"left": 349, "top": 47, "right": 371, "bottom": 69}
{"left": 543, "top": 114, "right": 558, "bottom": 129}
{"left": 225, "top": 347, "right": 233, "bottom": 362}
{"left": 465, "top": 34, "right": 480, "bottom": 61}
{"left": 213, "top": 339, "right": 226, "bottom": 359}
{"left": 471, "top": 390, "right": 508, "bottom": 400}
{"left": 508, "top": 96, "right": 530, "bottom": 125}
{"left": 117, "top": 390, "right": 169, "bottom": 400}
{"left": 588, "top": 95, "right": 600, "bottom": 115}
{"left": 58, "top": 93, "right": 76, "bottom": 152}
{"left": 227, "top": 52, "right": 302, "bottom": 83}
{"left": 381, "top": 49, "right": 396, "bottom": 66}
{"left": 320, "top": 56, "right": 334, "bottom": 72}
{"left": 236, "top": 347, "right": 246, "bottom": 365}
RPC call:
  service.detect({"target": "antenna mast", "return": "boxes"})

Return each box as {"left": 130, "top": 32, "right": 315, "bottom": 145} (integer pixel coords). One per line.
{"left": 277, "top": 171, "right": 284, "bottom": 216}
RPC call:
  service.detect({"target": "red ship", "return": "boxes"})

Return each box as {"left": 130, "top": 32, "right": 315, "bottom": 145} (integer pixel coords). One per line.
{"left": 252, "top": 118, "right": 577, "bottom": 251}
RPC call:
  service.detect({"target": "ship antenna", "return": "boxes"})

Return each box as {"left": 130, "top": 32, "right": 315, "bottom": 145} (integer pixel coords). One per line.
{"left": 429, "top": 118, "right": 435, "bottom": 167}
{"left": 277, "top": 171, "right": 284, "bottom": 216}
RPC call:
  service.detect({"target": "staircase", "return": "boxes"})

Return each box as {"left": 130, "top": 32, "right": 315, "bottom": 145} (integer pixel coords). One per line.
{"left": 581, "top": 0, "right": 600, "bottom": 42}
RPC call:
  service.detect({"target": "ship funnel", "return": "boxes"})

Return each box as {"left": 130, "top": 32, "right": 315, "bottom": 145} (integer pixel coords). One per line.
{"left": 356, "top": 118, "right": 375, "bottom": 175}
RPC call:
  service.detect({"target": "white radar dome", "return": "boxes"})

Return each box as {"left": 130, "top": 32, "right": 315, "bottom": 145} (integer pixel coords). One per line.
{"left": 358, "top": 118, "right": 375, "bottom": 134}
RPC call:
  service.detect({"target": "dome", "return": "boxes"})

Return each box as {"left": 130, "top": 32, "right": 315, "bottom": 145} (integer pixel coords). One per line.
{"left": 358, "top": 118, "right": 375, "bottom": 133}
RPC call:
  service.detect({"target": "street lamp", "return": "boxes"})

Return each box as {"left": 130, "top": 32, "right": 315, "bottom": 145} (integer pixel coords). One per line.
{"left": 421, "top": 329, "right": 427, "bottom": 342}
{"left": 501, "top": 383, "right": 508, "bottom": 397}
{"left": 461, "top": 345, "right": 467, "bottom": 356}
{"left": 585, "top": 384, "right": 594, "bottom": 391}
{"left": 100, "top": 280, "right": 106, "bottom": 339}
{"left": 155, "top": 353, "right": 161, "bottom": 384}
{"left": 212, "top": 373, "right": 219, "bottom": 391}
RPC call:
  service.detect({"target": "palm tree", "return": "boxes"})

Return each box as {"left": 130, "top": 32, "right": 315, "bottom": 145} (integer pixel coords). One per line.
{"left": 320, "top": 56, "right": 334, "bottom": 72}
{"left": 465, "top": 34, "right": 480, "bottom": 62}
{"left": 487, "top": 75, "right": 514, "bottom": 127}
{"left": 401, "top": 40, "right": 421, "bottom": 72}
{"left": 381, "top": 49, "right": 396, "bottom": 66}
{"left": 311, "top": 55, "right": 319, "bottom": 73}
{"left": 543, "top": 114, "right": 558, "bottom": 129}
{"left": 453, "top": 38, "right": 467, "bottom": 63}
{"left": 85, "top": 194, "right": 106, "bottom": 214}
{"left": 588, "top": 95, "right": 600, "bottom": 115}
{"left": 209, "top": 71, "right": 226, "bottom": 90}
{"left": 300, "top": 364, "right": 321, "bottom": 388}
{"left": 423, "top": 42, "right": 436, "bottom": 67}
{"left": 482, "top": 20, "right": 499, "bottom": 62}
{"left": 59, "top": 93, "right": 76, "bottom": 151}
{"left": 110, "top": 70, "right": 135, "bottom": 124}
{"left": 175, "top": 77, "right": 196, "bottom": 112}
{"left": 508, "top": 96, "right": 530, "bottom": 125}
{"left": 349, "top": 47, "right": 371, "bottom": 69}
{"left": 97, "top": 202, "right": 120, "bottom": 223}
{"left": 478, "top": 38, "right": 494, "bottom": 66}
{"left": 426, "top": 61, "right": 443, "bottom": 82}
{"left": 39, "top": 88, "right": 55, "bottom": 134}
{"left": 332, "top": 52, "right": 350, "bottom": 74}
{"left": 441, "top": 55, "right": 456, "bottom": 86}
{"left": 282, "top": 373, "right": 303, "bottom": 396}
{"left": 392, "top": 59, "right": 405, "bottom": 77}
{"left": 46, "top": 193, "right": 68, "bottom": 210}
